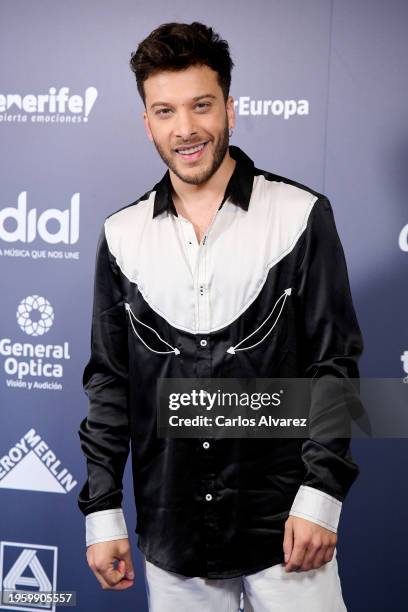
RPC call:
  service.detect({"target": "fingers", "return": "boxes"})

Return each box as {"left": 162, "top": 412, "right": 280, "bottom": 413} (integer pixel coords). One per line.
{"left": 282, "top": 518, "right": 294, "bottom": 564}
{"left": 284, "top": 538, "right": 307, "bottom": 572}
{"left": 300, "top": 534, "right": 326, "bottom": 571}
{"left": 98, "top": 563, "right": 134, "bottom": 590}
{"left": 87, "top": 539, "right": 135, "bottom": 590}
{"left": 284, "top": 517, "right": 337, "bottom": 573}
{"left": 93, "top": 558, "right": 133, "bottom": 590}
{"left": 284, "top": 516, "right": 307, "bottom": 572}
{"left": 103, "top": 559, "right": 134, "bottom": 590}
{"left": 301, "top": 539, "right": 335, "bottom": 571}
{"left": 122, "top": 549, "right": 136, "bottom": 580}
{"left": 323, "top": 543, "right": 336, "bottom": 564}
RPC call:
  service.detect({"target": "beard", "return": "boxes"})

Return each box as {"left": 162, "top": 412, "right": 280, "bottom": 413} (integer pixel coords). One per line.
{"left": 151, "top": 118, "right": 230, "bottom": 186}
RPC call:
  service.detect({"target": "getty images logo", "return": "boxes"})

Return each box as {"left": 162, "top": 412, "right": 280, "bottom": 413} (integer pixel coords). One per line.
{"left": 0, "top": 191, "right": 79, "bottom": 244}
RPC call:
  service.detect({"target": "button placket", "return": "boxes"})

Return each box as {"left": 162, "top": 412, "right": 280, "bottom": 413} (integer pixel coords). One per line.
{"left": 196, "top": 250, "right": 207, "bottom": 331}
{"left": 194, "top": 208, "right": 219, "bottom": 333}
{"left": 198, "top": 243, "right": 211, "bottom": 331}
{"left": 177, "top": 216, "right": 199, "bottom": 275}
{"left": 200, "top": 434, "right": 218, "bottom": 569}
{"left": 194, "top": 210, "right": 221, "bottom": 570}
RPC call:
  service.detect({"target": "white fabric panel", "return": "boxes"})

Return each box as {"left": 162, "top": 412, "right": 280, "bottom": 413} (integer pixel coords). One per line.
{"left": 85, "top": 508, "right": 128, "bottom": 547}
{"left": 105, "top": 175, "right": 317, "bottom": 333}
{"left": 143, "top": 549, "right": 347, "bottom": 612}
{"left": 289, "top": 485, "right": 343, "bottom": 533}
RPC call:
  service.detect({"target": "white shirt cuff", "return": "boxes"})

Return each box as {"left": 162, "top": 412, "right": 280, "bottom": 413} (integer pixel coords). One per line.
{"left": 288, "top": 485, "right": 342, "bottom": 533}
{"left": 85, "top": 508, "right": 128, "bottom": 547}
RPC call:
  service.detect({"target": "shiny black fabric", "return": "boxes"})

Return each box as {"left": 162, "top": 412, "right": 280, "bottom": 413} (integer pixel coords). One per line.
{"left": 78, "top": 146, "right": 363, "bottom": 578}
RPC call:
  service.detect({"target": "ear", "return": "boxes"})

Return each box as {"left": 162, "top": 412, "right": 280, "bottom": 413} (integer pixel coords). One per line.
{"left": 226, "top": 95, "right": 236, "bottom": 132}
{"left": 143, "top": 111, "right": 154, "bottom": 142}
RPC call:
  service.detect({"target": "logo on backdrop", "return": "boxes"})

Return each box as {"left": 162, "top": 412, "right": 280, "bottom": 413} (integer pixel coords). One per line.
{"left": 0, "top": 86, "right": 98, "bottom": 124}
{"left": 17, "top": 296, "right": 54, "bottom": 337}
{"left": 398, "top": 224, "right": 408, "bottom": 252}
{"left": 0, "top": 428, "right": 77, "bottom": 494}
{"left": 0, "top": 296, "right": 70, "bottom": 391}
{"left": 233, "top": 96, "right": 309, "bottom": 119}
{"left": 401, "top": 350, "right": 408, "bottom": 383}
{"left": 0, "top": 191, "right": 80, "bottom": 260}
{"left": 0, "top": 540, "right": 58, "bottom": 611}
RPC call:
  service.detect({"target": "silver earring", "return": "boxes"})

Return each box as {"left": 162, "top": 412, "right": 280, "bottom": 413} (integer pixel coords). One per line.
{"left": 229, "top": 128, "right": 233, "bottom": 137}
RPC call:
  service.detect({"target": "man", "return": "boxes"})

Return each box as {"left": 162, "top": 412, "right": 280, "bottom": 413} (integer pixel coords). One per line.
{"left": 78, "top": 21, "right": 363, "bottom": 612}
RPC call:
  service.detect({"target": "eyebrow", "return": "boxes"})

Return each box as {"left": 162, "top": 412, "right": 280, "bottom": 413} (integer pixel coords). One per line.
{"left": 150, "top": 94, "right": 217, "bottom": 110}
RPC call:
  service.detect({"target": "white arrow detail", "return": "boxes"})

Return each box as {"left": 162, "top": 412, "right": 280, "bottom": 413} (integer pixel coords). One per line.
{"left": 124, "top": 302, "right": 180, "bottom": 355}
{"left": 227, "top": 288, "right": 292, "bottom": 355}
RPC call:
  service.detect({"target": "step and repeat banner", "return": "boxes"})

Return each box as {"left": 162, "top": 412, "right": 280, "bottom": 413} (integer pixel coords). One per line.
{"left": 1, "top": 1, "right": 407, "bottom": 611}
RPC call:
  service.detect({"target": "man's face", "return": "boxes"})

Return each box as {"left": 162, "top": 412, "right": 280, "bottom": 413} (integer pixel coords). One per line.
{"left": 143, "top": 64, "right": 235, "bottom": 185}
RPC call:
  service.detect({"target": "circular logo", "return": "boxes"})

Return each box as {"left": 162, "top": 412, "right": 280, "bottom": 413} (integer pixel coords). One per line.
{"left": 16, "top": 295, "right": 54, "bottom": 336}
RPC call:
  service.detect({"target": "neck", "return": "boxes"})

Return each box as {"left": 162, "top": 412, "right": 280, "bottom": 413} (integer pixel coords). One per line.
{"left": 169, "top": 150, "right": 236, "bottom": 211}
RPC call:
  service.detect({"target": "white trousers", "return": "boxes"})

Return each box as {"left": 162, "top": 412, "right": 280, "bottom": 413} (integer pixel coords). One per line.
{"left": 143, "top": 549, "right": 347, "bottom": 612}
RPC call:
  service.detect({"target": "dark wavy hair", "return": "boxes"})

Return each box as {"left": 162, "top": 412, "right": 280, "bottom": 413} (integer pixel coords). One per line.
{"left": 129, "top": 22, "right": 234, "bottom": 107}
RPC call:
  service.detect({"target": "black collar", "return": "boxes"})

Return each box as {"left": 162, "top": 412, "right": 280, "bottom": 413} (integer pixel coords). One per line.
{"left": 152, "top": 145, "right": 255, "bottom": 219}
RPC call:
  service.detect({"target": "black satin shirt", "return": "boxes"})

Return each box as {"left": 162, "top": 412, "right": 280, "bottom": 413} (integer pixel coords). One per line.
{"left": 77, "top": 145, "right": 363, "bottom": 578}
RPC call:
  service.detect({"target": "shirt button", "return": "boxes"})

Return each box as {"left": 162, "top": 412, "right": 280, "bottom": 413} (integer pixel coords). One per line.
{"left": 200, "top": 339, "right": 208, "bottom": 347}
{"left": 203, "top": 441, "right": 210, "bottom": 449}
{"left": 205, "top": 493, "right": 213, "bottom": 501}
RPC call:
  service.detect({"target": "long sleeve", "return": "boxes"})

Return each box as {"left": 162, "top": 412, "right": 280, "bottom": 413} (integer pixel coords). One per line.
{"left": 289, "top": 195, "right": 364, "bottom": 532}
{"left": 77, "top": 223, "right": 130, "bottom": 546}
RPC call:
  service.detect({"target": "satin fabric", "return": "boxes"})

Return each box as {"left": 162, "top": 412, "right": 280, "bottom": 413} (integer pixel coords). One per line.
{"left": 78, "top": 146, "right": 363, "bottom": 578}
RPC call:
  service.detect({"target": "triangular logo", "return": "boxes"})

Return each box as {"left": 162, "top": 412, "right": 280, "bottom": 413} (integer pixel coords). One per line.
{"left": 0, "top": 451, "right": 66, "bottom": 493}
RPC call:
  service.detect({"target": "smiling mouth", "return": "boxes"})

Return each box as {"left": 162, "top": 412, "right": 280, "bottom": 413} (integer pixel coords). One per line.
{"left": 174, "top": 141, "right": 209, "bottom": 161}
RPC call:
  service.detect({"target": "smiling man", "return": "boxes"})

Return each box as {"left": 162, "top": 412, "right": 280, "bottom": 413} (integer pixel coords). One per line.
{"left": 144, "top": 62, "right": 237, "bottom": 242}
{"left": 78, "top": 21, "right": 364, "bottom": 612}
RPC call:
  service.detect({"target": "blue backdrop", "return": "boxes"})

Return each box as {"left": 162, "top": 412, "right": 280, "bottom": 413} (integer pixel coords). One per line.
{"left": 1, "top": 1, "right": 407, "bottom": 610}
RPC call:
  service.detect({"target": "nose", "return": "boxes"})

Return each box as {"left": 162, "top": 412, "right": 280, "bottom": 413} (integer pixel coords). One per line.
{"left": 174, "top": 108, "right": 198, "bottom": 140}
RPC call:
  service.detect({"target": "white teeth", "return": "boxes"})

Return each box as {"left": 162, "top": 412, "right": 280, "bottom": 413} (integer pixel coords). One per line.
{"left": 177, "top": 143, "right": 206, "bottom": 155}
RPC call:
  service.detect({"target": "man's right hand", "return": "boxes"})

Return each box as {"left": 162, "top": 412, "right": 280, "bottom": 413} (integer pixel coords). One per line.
{"left": 86, "top": 538, "right": 135, "bottom": 590}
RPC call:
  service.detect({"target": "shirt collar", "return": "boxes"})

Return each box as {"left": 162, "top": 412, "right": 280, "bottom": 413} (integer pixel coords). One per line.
{"left": 152, "top": 144, "right": 255, "bottom": 219}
